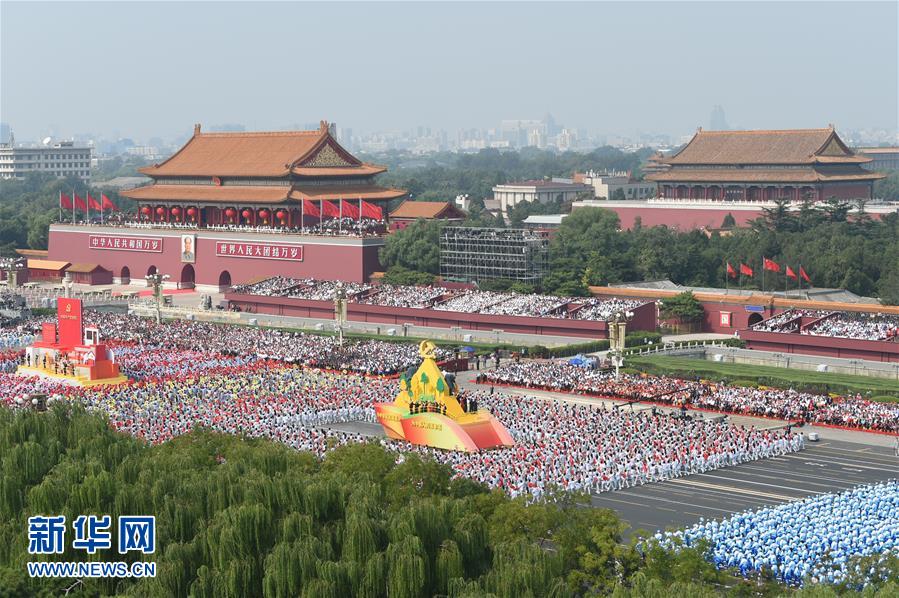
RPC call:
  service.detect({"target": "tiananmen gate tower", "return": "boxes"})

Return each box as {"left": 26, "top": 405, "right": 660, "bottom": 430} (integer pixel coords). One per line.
{"left": 47, "top": 121, "right": 407, "bottom": 290}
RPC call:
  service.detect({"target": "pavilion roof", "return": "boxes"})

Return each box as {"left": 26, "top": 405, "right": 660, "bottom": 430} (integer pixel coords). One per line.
{"left": 389, "top": 200, "right": 466, "bottom": 220}
{"left": 646, "top": 167, "right": 884, "bottom": 184}
{"left": 138, "top": 121, "right": 384, "bottom": 178}
{"left": 122, "top": 185, "right": 292, "bottom": 204}
{"left": 664, "top": 127, "right": 872, "bottom": 166}
{"left": 121, "top": 184, "right": 406, "bottom": 204}
{"left": 289, "top": 186, "right": 407, "bottom": 202}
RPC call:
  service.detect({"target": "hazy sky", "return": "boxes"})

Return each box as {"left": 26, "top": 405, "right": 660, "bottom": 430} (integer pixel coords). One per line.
{"left": 2, "top": 1, "right": 897, "bottom": 142}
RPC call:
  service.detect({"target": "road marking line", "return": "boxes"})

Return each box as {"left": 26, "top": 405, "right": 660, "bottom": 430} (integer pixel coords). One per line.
{"left": 592, "top": 492, "right": 736, "bottom": 514}
{"left": 669, "top": 478, "right": 800, "bottom": 502}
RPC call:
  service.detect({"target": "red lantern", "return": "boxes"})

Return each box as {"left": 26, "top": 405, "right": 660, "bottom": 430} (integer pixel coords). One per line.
{"left": 140, "top": 206, "right": 151, "bottom": 215}
{"left": 155, "top": 206, "right": 166, "bottom": 216}
{"left": 259, "top": 209, "right": 270, "bottom": 219}
{"left": 224, "top": 208, "right": 236, "bottom": 217}
{"left": 171, "top": 207, "right": 181, "bottom": 216}
{"left": 186, "top": 207, "right": 197, "bottom": 217}
{"left": 241, "top": 209, "right": 252, "bottom": 219}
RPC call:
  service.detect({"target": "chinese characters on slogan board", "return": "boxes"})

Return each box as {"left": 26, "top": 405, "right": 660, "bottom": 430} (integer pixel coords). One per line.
{"left": 215, "top": 241, "right": 303, "bottom": 261}
{"left": 89, "top": 235, "right": 163, "bottom": 252}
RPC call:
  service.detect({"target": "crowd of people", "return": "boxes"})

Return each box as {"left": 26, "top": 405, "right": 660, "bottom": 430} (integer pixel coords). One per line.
{"left": 803, "top": 312, "right": 899, "bottom": 341}
{"left": 359, "top": 284, "right": 449, "bottom": 308}
{"left": 751, "top": 309, "right": 831, "bottom": 333}
{"left": 0, "top": 312, "right": 443, "bottom": 376}
{"left": 230, "top": 277, "right": 646, "bottom": 321}
{"left": 414, "top": 390, "right": 802, "bottom": 498}
{"left": 572, "top": 298, "right": 645, "bottom": 321}
{"left": 99, "top": 216, "right": 387, "bottom": 238}
{"left": 658, "top": 481, "right": 899, "bottom": 587}
{"left": 483, "top": 361, "right": 899, "bottom": 433}
{"left": 0, "top": 354, "right": 802, "bottom": 500}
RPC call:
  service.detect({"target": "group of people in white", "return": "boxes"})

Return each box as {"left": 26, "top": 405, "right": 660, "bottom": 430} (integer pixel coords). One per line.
{"left": 803, "top": 312, "right": 899, "bottom": 341}
{"left": 359, "top": 284, "right": 450, "bottom": 308}
{"left": 231, "top": 277, "right": 646, "bottom": 321}
{"left": 109, "top": 217, "right": 387, "bottom": 237}
{"left": 484, "top": 361, "right": 899, "bottom": 433}
{"left": 60, "top": 313, "right": 443, "bottom": 376}
{"left": 1, "top": 348, "right": 801, "bottom": 502}
{"left": 753, "top": 308, "right": 899, "bottom": 341}
{"left": 659, "top": 481, "right": 898, "bottom": 587}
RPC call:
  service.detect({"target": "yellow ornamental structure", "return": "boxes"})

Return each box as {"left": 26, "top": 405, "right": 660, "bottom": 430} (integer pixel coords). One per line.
{"left": 375, "top": 341, "right": 514, "bottom": 452}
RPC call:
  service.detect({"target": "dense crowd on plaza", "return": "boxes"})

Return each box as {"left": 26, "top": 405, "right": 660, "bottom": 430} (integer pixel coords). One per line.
{"left": 803, "top": 312, "right": 899, "bottom": 341}
{"left": 483, "top": 361, "right": 899, "bottom": 433}
{"left": 231, "top": 277, "right": 646, "bottom": 321}
{"left": 0, "top": 355, "right": 802, "bottom": 500}
{"left": 107, "top": 313, "right": 442, "bottom": 374}
{"left": 659, "top": 481, "right": 899, "bottom": 586}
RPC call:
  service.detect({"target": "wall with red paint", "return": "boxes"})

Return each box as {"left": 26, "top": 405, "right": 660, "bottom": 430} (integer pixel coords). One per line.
{"left": 224, "top": 293, "right": 658, "bottom": 339}
{"left": 47, "top": 225, "right": 385, "bottom": 286}
{"left": 739, "top": 329, "right": 899, "bottom": 363}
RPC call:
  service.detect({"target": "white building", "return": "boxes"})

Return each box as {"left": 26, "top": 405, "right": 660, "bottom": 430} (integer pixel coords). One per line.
{"left": 575, "top": 170, "right": 655, "bottom": 200}
{"left": 492, "top": 179, "right": 592, "bottom": 215}
{"left": 0, "top": 137, "right": 92, "bottom": 181}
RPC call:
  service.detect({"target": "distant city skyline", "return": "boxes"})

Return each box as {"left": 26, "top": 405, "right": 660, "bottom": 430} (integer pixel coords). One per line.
{"left": 2, "top": 2, "right": 896, "bottom": 145}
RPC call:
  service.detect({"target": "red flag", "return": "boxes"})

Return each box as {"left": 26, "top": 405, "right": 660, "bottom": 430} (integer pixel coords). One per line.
{"left": 726, "top": 262, "right": 736, "bottom": 279}
{"left": 320, "top": 200, "right": 340, "bottom": 218}
{"left": 763, "top": 257, "right": 781, "bottom": 273}
{"left": 786, "top": 266, "right": 798, "bottom": 280}
{"left": 302, "top": 199, "right": 320, "bottom": 217}
{"left": 101, "top": 193, "right": 118, "bottom": 211}
{"left": 87, "top": 193, "right": 102, "bottom": 210}
{"left": 360, "top": 200, "right": 383, "bottom": 220}
{"left": 340, "top": 199, "right": 360, "bottom": 219}
{"left": 800, "top": 266, "right": 812, "bottom": 284}
{"left": 73, "top": 192, "right": 87, "bottom": 211}
{"left": 740, "top": 263, "right": 754, "bottom": 277}
{"left": 60, "top": 192, "right": 73, "bottom": 209}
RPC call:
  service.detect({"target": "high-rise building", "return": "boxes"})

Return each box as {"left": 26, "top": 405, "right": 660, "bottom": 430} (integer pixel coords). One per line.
{"left": 0, "top": 138, "right": 92, "bottom": 181}
{"left": 710, "top": 105, "right": 729, "bottom": 130}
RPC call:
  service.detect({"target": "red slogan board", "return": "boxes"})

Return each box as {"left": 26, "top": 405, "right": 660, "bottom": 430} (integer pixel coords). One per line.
{"left": 215, "top": 241, "right": 303, "bottom": 261}
{"left": 57, "top": 298, "right": 83, "bottom": 348}
{"left": 89, "top": 235, "right": 163, "bottom": 252}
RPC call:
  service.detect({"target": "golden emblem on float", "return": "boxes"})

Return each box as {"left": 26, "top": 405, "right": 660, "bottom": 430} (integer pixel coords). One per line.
{"left": 374, "top": 340, "right": 514, "bottom": 452}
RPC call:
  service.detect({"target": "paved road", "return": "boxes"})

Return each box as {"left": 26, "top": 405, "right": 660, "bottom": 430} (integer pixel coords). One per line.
{"left": 591, "top": 438, "right": 899, "bottom": 534}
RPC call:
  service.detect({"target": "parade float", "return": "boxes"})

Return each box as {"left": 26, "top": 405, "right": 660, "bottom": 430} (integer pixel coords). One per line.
{"left": 17, "top": 298, "right": 127, "bottom": 387}
{"left": 375, "top": 340, "right": 514, "bottom": 452}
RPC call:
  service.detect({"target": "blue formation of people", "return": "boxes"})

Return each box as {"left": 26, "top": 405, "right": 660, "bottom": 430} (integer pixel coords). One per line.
{"left": 656, "top": 481, "right": 899, "bottom": 587}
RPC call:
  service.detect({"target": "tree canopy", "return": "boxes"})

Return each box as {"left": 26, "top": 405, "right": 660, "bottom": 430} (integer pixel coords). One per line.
{"left": 6, "top": 405, "right": 896, "bottom": 597}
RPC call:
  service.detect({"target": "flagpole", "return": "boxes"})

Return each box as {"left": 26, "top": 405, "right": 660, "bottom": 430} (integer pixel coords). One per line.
{"left": 762, "top": 258, "right": 766, "bottom": 293}
{"left": 72, "top": 188, "right": 75, "bottom": 224}
{"left": 339, "top": 197, "right": 343, "bottom": 234}
{"left": 58, "top": 191, "right": 62, "bottom": 223}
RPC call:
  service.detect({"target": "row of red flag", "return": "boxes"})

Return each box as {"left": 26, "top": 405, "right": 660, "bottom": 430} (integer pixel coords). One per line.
{"left": 726, "top": 259, "right": 812, "bottom": 284}
{"left": 59, "top": 191, "right": 119, "bottom": 212}
{"left": 297, "top": 198, "right": 382, "bottom": 220}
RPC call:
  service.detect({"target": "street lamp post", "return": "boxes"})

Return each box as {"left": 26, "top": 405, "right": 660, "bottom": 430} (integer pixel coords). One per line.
{"left": 333, "top": 282, "right": 347, "bottom": 347}
{"left": 145, "top": 272, "right": 170, "bottom": 324}
{"left": 607, "top": 310, "right": 635, "bottom": 379}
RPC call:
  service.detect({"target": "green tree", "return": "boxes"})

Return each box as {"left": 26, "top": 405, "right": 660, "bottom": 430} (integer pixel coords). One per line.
{"left": 720, "top": 213, "right": 736, "bottom": 229}
{"left": 379, "top": 220, "right": 443, "bottom": 274}
{"left": 660, "top": 292, "right": 704, "bottom": 322}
